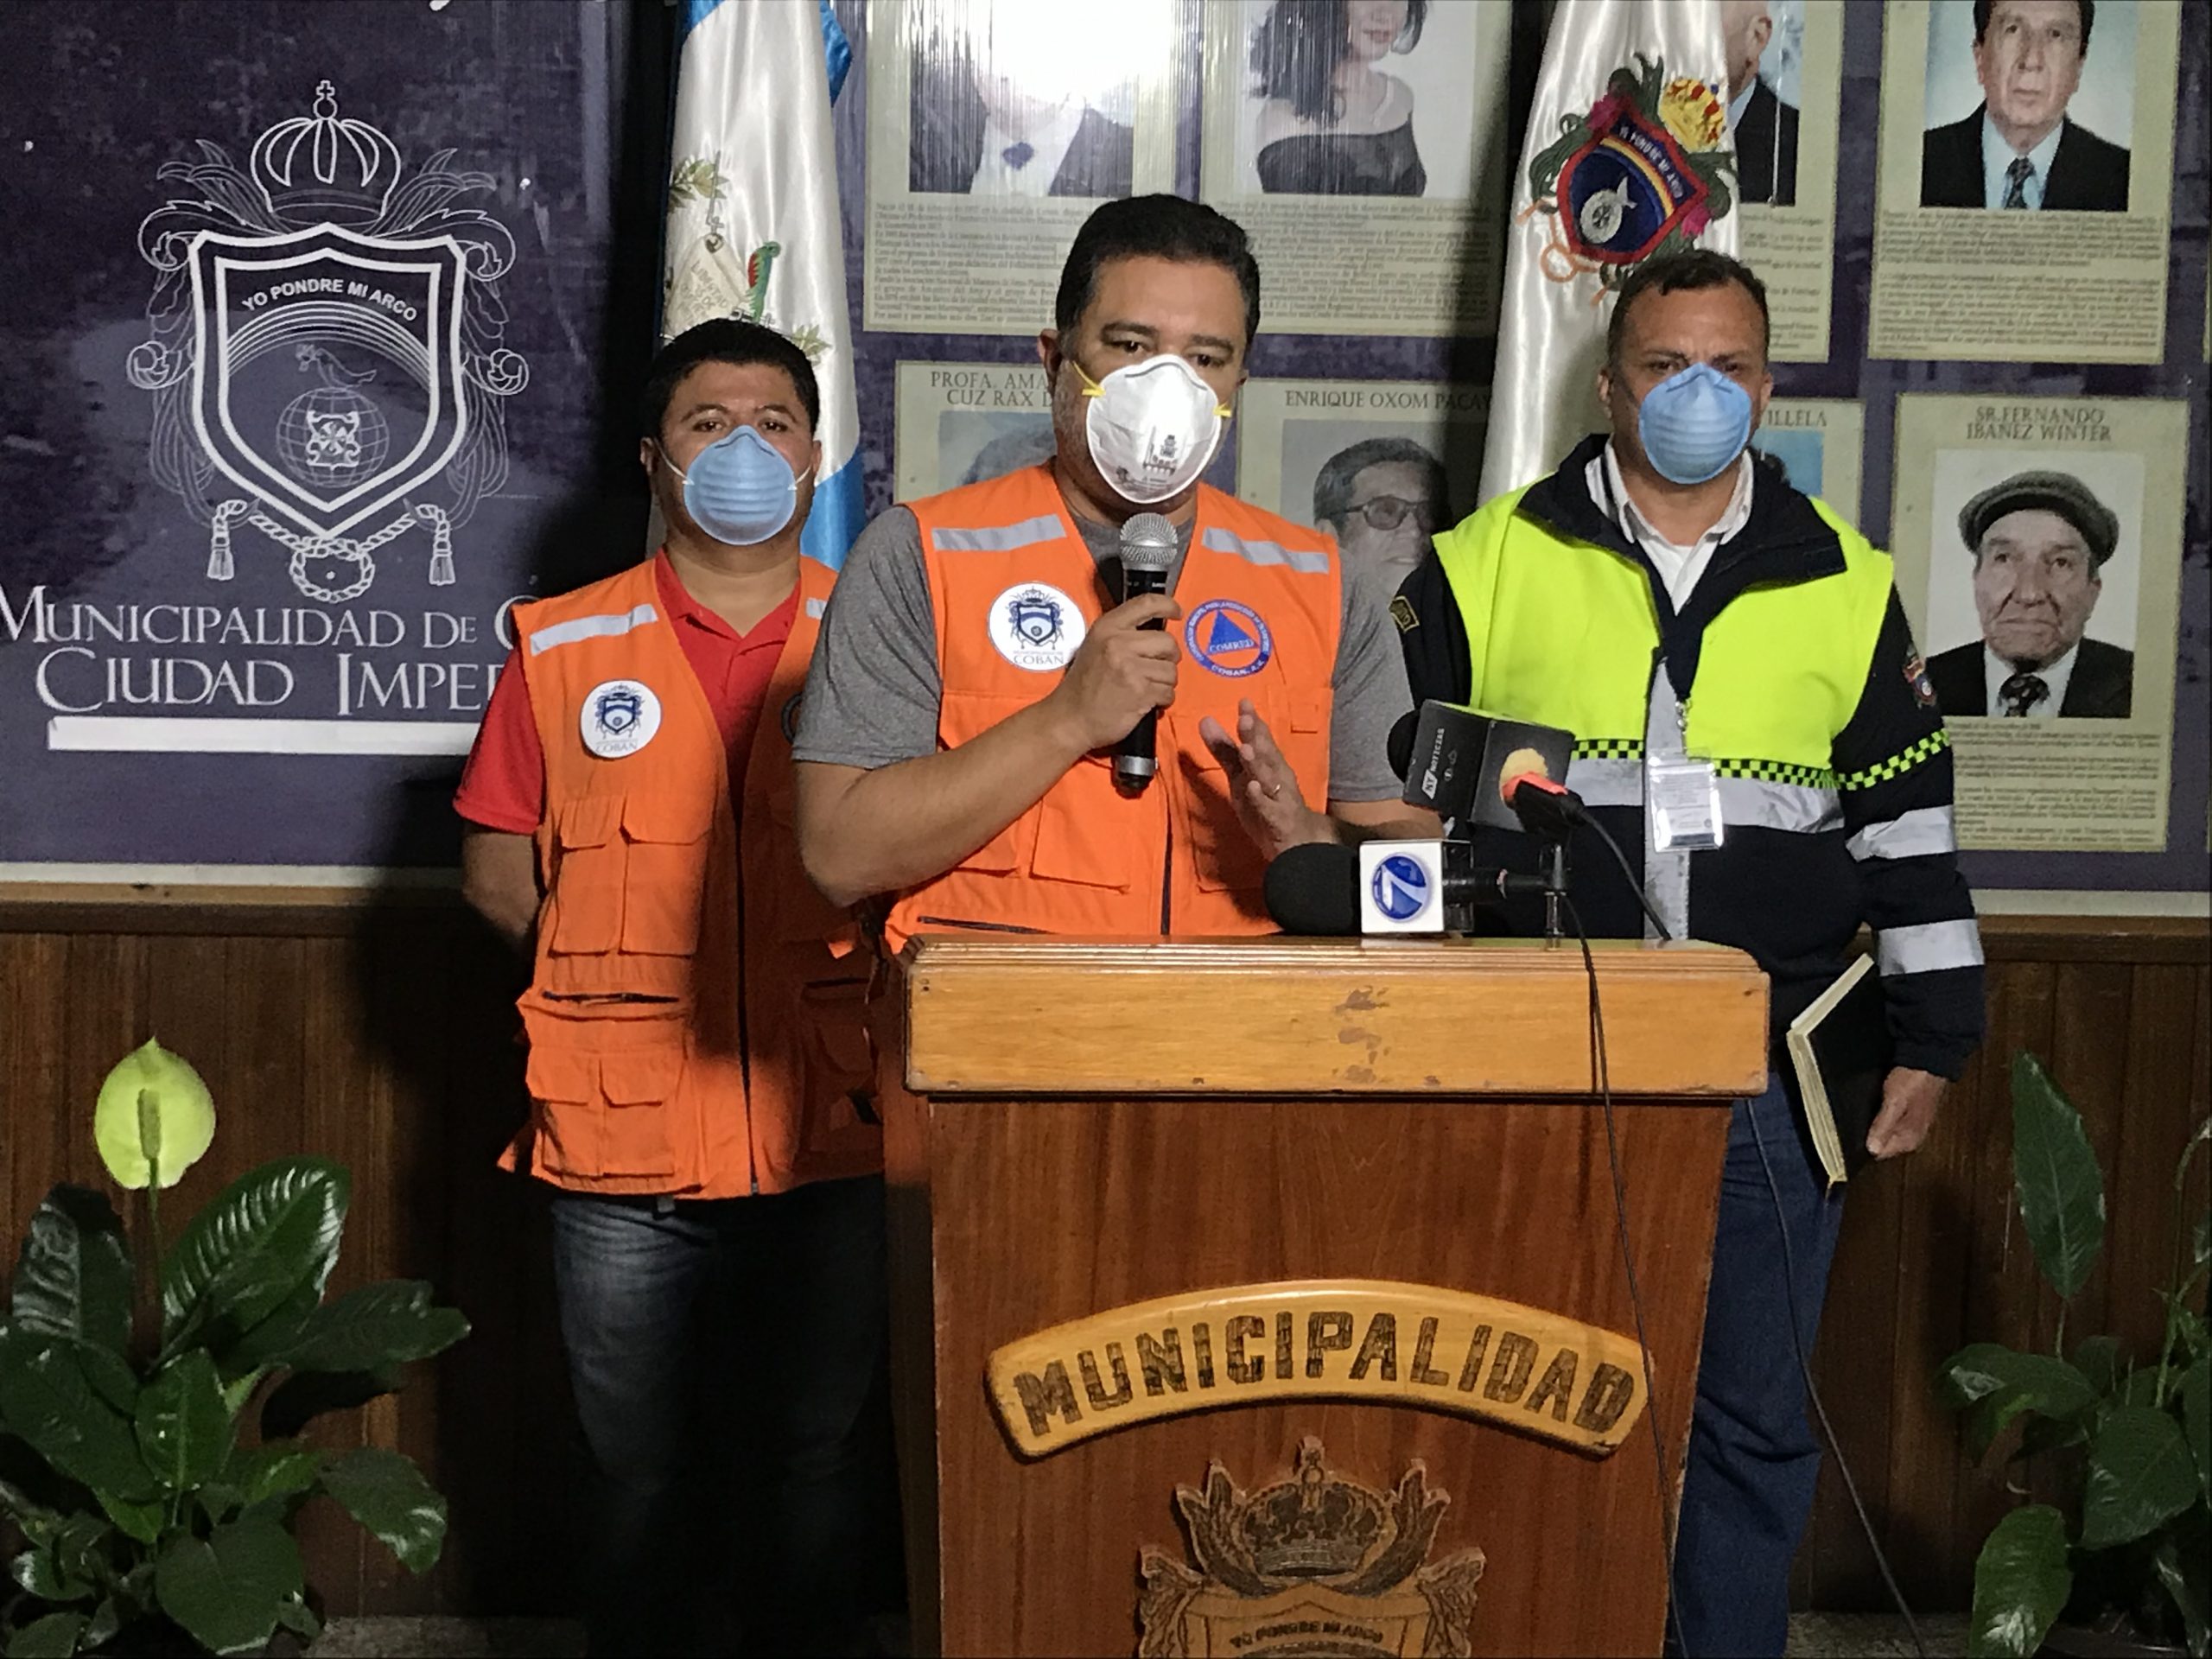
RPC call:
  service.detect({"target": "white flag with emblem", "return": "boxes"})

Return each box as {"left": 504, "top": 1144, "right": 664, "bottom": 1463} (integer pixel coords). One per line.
{"left": 662, "top": 0, "right": 862, "bottom": 569}
{"left": 1477, "top": 0, "right": 1739, "bottom": 506}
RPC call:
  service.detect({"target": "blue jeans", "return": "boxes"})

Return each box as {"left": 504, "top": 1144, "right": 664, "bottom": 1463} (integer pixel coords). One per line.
{"left": 1670, "top": 1077, "right": 1847, "bottom": 1657}
{"left": 550, "top": 1176, "right": 902, "bottom": 1657}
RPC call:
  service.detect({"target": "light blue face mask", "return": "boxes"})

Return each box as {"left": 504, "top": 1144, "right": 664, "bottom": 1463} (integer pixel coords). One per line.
{"left": 1637, "top": 362, "right": 1754, "bottom": 486}
{"left": 664, "top": 425, "right": 813, "bottom": 546}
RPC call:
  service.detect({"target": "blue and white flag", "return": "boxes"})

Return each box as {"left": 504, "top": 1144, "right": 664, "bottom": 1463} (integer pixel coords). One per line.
{"left": 1477, "top": 0, "right": 1738, "bottom": 505}
{"left": 662, "top": 0, "right": 861, "bottom": 569}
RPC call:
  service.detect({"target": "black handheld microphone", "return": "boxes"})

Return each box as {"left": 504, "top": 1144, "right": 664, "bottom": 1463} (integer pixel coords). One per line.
{"left": 1112, "top": 512, "right": 1178, "bottom": 793}
{"left": 1262, "top": 841, "right": 1535, "bottom": 936}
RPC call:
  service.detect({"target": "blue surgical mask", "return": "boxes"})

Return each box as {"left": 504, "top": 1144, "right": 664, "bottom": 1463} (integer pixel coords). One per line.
{"left": 1636, "top": 362, "right": 1754, "bottom": 486}
{"left": 663, "top": 425, "right": 813, "bottom": 546}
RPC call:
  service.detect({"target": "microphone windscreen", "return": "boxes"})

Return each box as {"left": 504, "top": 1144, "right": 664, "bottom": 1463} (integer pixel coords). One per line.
{"left": 1386, "top": 711, "right": 1419, "bottom": 782}
{"left": 1263, "top": 842, "right": 1360, "bottom": 936}
{"left": 1497, "top": 747, "right": 1548, "bottom": 801}
{"left": 1119, "top": 512, "right": 1179, "bottom": 572}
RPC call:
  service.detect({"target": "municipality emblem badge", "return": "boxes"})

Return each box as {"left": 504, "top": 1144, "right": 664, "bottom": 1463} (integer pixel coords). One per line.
{"left": 989, "top": 582, "right": 1085, "bottom": 672}
{"left": 128, "top": 81, "right": 530, "bottom": 604}
{"left": 1523, "top": 59, "right": 1737, "bottom": 294}
{"left": 1139, "top": 1439, "right": 1484, "bottom": 1659}
{"left": 581, "top": 679, "right": 662, "bottom": 760}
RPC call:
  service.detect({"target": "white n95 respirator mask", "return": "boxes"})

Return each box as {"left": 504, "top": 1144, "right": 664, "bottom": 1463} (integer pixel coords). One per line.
{"left": 1076, "top": 353, "right": 1231, "bottom": 505}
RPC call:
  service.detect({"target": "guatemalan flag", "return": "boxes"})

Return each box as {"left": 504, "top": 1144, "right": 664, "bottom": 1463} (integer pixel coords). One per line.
{"left": 662, "top": 0, "right": 862, "bottom": 569}
{"left": 1478, "top": 0, "right": 1738, "bottom": 505}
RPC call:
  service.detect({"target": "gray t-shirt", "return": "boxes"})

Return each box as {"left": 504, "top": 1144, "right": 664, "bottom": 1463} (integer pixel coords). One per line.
{"left": 793, "top": 505, "right": 1409, "bottom": 801}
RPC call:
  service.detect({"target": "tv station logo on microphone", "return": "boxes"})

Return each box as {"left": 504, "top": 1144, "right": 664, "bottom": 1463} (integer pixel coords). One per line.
{"left": 1370, "top": 855, "right": 1431, "bottom": 922}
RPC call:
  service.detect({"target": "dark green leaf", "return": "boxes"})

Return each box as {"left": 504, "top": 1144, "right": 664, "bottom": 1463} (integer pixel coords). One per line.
{"left": 213, "top": 1282, "right": 321, "bottom": 1380}
{"left": 2007, "top": 1412, "right": 2092, "bottom": 1465}
{"left": 2120, "top": 1369, "right": 2168, "bottom": 1408}
{"left": 194, "top": 1483, "right": 243, "bottom": 1529}
{"left": 0, "top": 1333, "right": 156, "bottom": 1503}
{"left": 133, "top": 1352, "right": 233, "bottom": 1494}
{"left": 2073, "top": 1336, "right": 2123, "bottom": 1398}
{"left": 276, "top": 1281, "right": 469, "bottom": 1375}
{"left": 2183, "top": 1357, "right": 2209, "bottom": 1499}
{"left": 3, "top": 1612, "right": 86, "bottom": 1659}
{"left": 158, "top": 1160, "right": 349, "bottom": 1353}
{"left": 258, "top": 1366, "right": 397, "bottom": 1443}
{"left": 67, "top": 1347, "right": 137, "bottom": 1423}
{"left": 318, "top": 1446, "right": 447, "bottom": 1573}
{"left": 10, "top": 1545, "right": 90, "bottom": 1602}
{"left": 1968, "top": 1503, "right": 2072, "bottom": 1658}
{"left": 2011, "top": 1052, "right": 2106, "bottom": 1301}
{"left": 2153, "top": 1532, "right": 2209, "bottom": 1659}
{"left": 224, "top": 1440, "right": 322, "bottom": 1508}
{"left": 9, "top": 1189, "right": 134, "bottom": 1356}
{"left": 152, "top": 1516, "right": 301, "bottom": 1656}
{"left": 273, "top": 1598, "right": 321, "bottom": 1640}
{"left": 93, "top": 1491, "right": 162, "bottom": 1547}
{"left": 2082, "top": 1405, "right": 2200, "bottom": 1549}
{"left": 82, "top": 1599, "right": 121, "bottom": 1650}
{"left": 2161, "top": 1297, "right": 2211, "bottom": 1370}
{"left": 1941, "top": 1344, "right": 2101, "bottom": 1458}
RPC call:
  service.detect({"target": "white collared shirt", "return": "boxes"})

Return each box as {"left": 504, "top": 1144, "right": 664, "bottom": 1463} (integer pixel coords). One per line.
{"left": 971, "top": 102, "right": 1087, "bottom": 197}
{"left": 1587, "top": 443, "right": 1756, "bottom": 609}
{"left": 1727, "top": 76, "right": 1757, "bottom": 130}
{"left": 1982, "top": 112, "right": 2064, "bottom": 209}
{"left": 1982, "top": 643, "right": 2076, "bottom": 717}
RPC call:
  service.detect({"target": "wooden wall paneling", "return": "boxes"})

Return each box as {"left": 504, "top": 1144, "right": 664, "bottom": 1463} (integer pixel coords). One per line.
{"left": 2, "top": 934, "right": 70, "bottom": 1266}
{"left": 423, "top": 911, "right": 573, "bottom": 1618}
{"left": 1796, "top": 1112, "right": 1905, "bottom": 1610}
{"left": 2107, "top": 966, "right": 2208, "bottom": 1366}
{"left": 296, "top": 931, "right": 376, "bottom": 1615}
{"left": 357, "top": 918, "right": 452, "bottom": 1613}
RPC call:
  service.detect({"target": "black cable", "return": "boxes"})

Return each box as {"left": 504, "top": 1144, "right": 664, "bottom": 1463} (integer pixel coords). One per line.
{"left": 1563, "top": 895, "right": 1690, "bottom": 1659}
{"left": 1575, "top": 813, "right": 1675, "bottom": 942}
{"left": 1746, "top": 1104, "right": 1929, "bottom": 1659}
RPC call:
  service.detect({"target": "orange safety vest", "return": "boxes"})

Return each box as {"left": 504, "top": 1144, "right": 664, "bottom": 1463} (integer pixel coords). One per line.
{"left": 504, "top": 555, "right": 876, "bottom": 1198}
{"left": 887, "top": 466, "right": 1340, "bottom": 950}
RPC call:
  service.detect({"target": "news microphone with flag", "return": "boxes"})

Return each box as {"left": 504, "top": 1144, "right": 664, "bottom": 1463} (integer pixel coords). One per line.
{"left": 1112, "top": 512, "right": 1179, "bottom": 792}
{"left": 1395, "top": 702, "right": 1577, "bottom": 832}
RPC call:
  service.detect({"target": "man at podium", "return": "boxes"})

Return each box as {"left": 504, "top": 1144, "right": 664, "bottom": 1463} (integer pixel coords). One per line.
{"left": 1395, "top": 251, "right": 1986, "bottom": 1656}
{"left": 791, "top": 194, "right": 1432, "bottom": 942}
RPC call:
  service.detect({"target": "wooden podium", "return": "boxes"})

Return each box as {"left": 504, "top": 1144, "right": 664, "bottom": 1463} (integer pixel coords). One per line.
{"left": 881, "top": 937, "right": 1768, "bottom": 1658}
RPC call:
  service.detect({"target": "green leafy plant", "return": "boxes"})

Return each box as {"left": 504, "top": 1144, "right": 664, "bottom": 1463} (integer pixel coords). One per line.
{"left": 0, "top": 1042, "right": 468, "bottom": 1656}
{"left": 1939, "top": 1052, "right": 2211, "bottom": 1658}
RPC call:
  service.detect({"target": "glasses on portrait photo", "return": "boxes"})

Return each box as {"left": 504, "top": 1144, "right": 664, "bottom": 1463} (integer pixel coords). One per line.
{"left": 1346, "top": 494, "right": 1436, "bottom": 532}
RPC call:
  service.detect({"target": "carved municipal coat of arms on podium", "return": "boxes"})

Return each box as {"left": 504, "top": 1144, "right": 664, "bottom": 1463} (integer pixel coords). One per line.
{"left": 1138, "top": 1438, "right": 1484, "bottom": 1659}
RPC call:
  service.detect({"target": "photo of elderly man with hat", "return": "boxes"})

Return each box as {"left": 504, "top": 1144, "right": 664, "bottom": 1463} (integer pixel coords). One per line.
{"left": 1926, "top": 467, "right": 2133, "bottom": 719}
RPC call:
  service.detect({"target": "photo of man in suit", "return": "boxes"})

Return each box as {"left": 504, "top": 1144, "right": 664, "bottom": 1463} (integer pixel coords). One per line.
{"left": 1920, "top": 0, "right": 2130, "bottom": 212}
{"left": 909, "top": 35, "right": 1135, "bottom": 199}
{"left": 1925, "top": 469, "right": 2133, "bottom": 719}
{"left": 1723, "top": 0, "right": 1800, "bottom": 206}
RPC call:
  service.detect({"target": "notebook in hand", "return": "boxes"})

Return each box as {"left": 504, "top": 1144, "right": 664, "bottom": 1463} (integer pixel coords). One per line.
{"left": 1786, "top": 955, "right": 1894, "bottom": 1188}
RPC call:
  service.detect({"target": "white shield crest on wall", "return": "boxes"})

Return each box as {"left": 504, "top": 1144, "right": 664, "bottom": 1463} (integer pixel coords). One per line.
{"left": 185, "top": 222, "right": 471, "bottom": 542}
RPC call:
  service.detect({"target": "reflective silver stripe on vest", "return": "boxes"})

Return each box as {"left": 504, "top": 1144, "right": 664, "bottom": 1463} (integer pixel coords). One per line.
{"left": 1718, "top": 777, "right": 1842, "bottom": 834}
{"left": 529, "top": 603, "right": 658, "bottom": 656}
{"left": 1643, "top": 669, "right": 1689, "bottom": 943}
{"left": 804, "top": 595, "right": 828, "bottom": 620}
{"left": 1564, "top": 755, "right": 1642, "bottom": 807}
{"left": 1876, "top": 918, "right": 1986, "bottom": 976}
{"left": 1200, "top": 527, "right": 1330, "bottom": 574}
{"left": 931, "top": 514, "right": 1065, "bottom": 553}
{"left": 1847, "top": 804, "right": 1956, "bottom": 861}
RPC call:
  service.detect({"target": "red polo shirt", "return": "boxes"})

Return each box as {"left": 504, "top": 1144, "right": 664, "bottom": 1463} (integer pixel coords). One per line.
{"left": 454, "top": 551, "right": 798, "bottom": 835}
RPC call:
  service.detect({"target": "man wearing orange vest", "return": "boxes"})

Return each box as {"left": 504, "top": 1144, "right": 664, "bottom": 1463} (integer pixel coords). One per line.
{"left": 794, "top": 195, "right": 1431, "bottom": 938}
{"left": 455, "top": 321, "right": 898, "bottom": 1656}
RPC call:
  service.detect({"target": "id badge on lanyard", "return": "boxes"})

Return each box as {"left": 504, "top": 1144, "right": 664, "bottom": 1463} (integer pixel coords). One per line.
{"left": 1648, "top": 693, "right": 1724, "bottom": 852}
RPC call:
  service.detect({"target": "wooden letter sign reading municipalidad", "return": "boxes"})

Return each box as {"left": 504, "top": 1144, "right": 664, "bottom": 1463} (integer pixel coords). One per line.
{"left": 987, "top": 1280, "right": 1650, "bottom": 1458}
